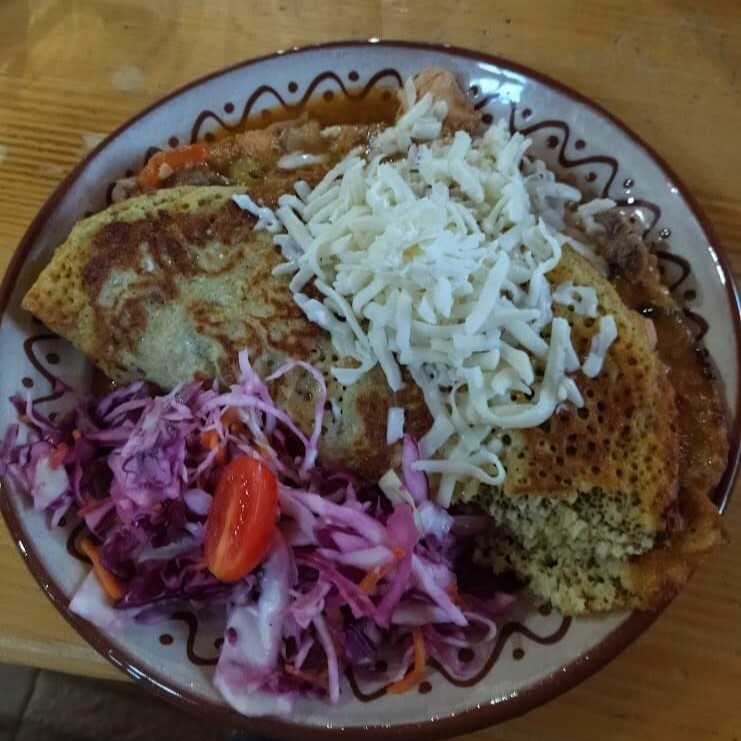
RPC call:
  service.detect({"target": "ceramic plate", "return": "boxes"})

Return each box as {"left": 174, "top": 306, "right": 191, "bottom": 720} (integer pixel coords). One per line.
{"left": 1, "top": 41, "right": 739, "bottom": 741}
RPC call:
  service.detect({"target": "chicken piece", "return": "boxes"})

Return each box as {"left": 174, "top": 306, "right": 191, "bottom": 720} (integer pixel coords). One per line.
{"left": 594, "top": 210, "right": 650, "bottom": 279}
{"left": 413, "top": 68, "right": 481, "bottom": 132}
{"left": 279, "top": 117, "right": 325, "bottom": 154}
{"left": 163, "top": 163, "right": 230, "bottom": 188}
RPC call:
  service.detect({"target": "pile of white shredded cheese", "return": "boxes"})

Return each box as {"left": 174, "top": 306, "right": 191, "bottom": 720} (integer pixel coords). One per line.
{"left": 234, "top": 77, "right": 618, "bottom": 507}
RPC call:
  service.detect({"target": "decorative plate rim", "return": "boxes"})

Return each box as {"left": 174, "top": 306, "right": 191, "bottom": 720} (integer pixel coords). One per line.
{"left": 0, "top": 39, "right": 739, "bottom": 741}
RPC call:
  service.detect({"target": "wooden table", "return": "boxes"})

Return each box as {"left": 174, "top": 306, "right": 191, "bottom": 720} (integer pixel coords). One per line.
{"left": 1, "top": 0, "right": 740, "bottom": 738}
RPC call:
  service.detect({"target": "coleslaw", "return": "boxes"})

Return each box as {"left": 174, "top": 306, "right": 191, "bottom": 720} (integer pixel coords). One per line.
{"left": 0, "top": 351, "right": 516, "bottom": 715}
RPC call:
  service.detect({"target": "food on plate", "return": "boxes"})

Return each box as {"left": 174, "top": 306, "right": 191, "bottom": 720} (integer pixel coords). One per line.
{"left": 2, "top": 354, "right": 510, "bottom": 714}
{"left": 205, "top": 455, "right": 279, "bottom": 582}
{"left": 475, "top": 246, "right": 727, "bottom": 612}
{"left": 21, "top": 185, "right": 429, "bottom": 480}
{"left": 3, "top": 67, "right": 730, "bottom": 709}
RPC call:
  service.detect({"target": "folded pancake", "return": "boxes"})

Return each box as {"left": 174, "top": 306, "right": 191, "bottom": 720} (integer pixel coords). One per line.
{"left": 22, "top": 185, "right": 431, "bottom": 480}
{"left": 23, "top": 68, "right": 475, "bottom": 481}
{"left": 474, "top": 247, "right": 727, "bottom": 613}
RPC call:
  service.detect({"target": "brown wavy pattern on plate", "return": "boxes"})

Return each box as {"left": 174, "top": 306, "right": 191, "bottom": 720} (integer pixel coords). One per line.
{"left": 656, "top": 251, "right": 691, "bottom": 292}
{"left": 650, "top": 252, "right": 707, "bottom": 340}
{"left": 614, "top": 197, "right": 662, "bottom": 235}
{"left": 66, "top": 520, "right": 91, "bottom": 563}
{"left": 23, "top": 333, "right": 61, "bottom": 386}
{"left": 65, "top": 527, "right": 220, "bottom": 663}
{"left": 189, "top": 68, "right": 403, "bottom": 144}
{"left": 496, "top": 101, "right": 667, "bottom": 244}
{"left": 491, "top": 101, "right": 705, "bottom": 341}
{"left": 682, "top": 308, "right": 709, "bottom": 342}
{"left": 473, "top": 93, "right": 498, "bottom": 112}
{"left": 347, "top": 615, "right": 572, "bottom": 700}
{"left": 22, "top": 333, "right": 66, "bottom": 405}
{"left": 505, "top": 105, "right": 619, "bottom": 198}
{"left": 168, "top": 611, "right": 220, "bottom": 666}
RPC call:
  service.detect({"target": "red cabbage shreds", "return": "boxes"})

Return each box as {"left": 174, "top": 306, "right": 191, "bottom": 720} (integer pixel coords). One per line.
{"left": 1, "top": 427, "right": 72, "bottom": 522}
{"left": 401, "top": 434, "right": 428, "bottom": 504}
{"left": 107, "top": 398, "right": 193, "bottom": 523}
{"left": 80, "top": 496, "right": 115, "bottom": 534}
{"left": 318, "top": 544, "right": 396, "bottom": 570}
{"left": 1, "top": 348, "right": 517, "bottom": 717}
{"left": 289, "top": 489, "right": 389, "bottom": 545}
{"left": 0, "top": 425, "right": 21, "bottom": 479}
{"left": 373, "top": 504, "right": 417, "bottom": 628}
{"left": 116, "top": 551, "right": 234, "bottom": 608}
{"left": 183, "top": 488, "right": 212, "bottom": 516}
{"left": 289, "top": 582, "right": 331, "bottom": 630}
{"left": 99, "top": 527, "right": 143, "bottom": 581}
{"left": 343, "top": 618, "right": 383, "bottom": 665}
{"left": 297, "top": 553, "right": 377, "bottom": 620}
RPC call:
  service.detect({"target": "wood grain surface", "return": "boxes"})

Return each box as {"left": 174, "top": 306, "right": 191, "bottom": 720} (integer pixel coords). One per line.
{"left": 0, "top": 1, "right": 740, "bottom": 739}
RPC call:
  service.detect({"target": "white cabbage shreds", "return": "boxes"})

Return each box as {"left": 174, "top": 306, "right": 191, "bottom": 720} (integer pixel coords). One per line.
{"left": 245, "top": 79, "right": 618, "bottom": 506}
{"left": 386, "top": 406, "right": 405, "bottom": 445}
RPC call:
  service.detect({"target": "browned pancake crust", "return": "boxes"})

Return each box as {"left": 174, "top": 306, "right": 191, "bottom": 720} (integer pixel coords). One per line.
{"left": 22, "top": 186, "right": 430, "bottom": 480}
{"left": 627, "top": 308, "right": 729, "bottom": 607}
{"left": 499, "top": 247, "right": 679, "bottom": 532}
{"left": 475, "top": 247, "right": 728, "bottom": 614}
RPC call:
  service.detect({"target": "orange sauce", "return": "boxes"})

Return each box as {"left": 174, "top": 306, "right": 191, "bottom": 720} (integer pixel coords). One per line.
{"left": 229, "top": 86, "right": 399, "bottom": 136}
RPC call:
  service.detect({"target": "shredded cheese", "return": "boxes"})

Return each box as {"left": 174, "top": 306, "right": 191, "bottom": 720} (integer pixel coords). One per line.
{"left": 233, "top": 78, "right": 619, "bottom": 506}
{"left": 386, "top": 407, "right": 405, "bottom": 445}
{"left": 278, "top": 152, "right": 328, "bottom": 170}
{"left": 232, "top": 193, "right": 281, "bottom": 233}
{"left": 582, "top": 315, "right": 619, "bottom": 378}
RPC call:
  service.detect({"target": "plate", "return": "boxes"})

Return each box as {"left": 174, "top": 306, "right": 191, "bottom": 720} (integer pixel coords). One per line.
{"left": 1, "top": 40, "right": 739, "bottom": 741}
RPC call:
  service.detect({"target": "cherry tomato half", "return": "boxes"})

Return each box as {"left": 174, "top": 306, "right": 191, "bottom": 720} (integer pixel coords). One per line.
{"left": 205, "top": 456, "right": 278, "bottom": 582}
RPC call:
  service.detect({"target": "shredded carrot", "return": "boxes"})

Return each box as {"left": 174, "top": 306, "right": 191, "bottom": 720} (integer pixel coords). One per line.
{"left": 284, "top": 663, "right": 328, "bottom": 685}
{"left": 72, "top": 429, "right": 82, "bottom": 441}
{"left": 221, "top": 407, "right": 241, "bottom": 429}
{"left": 387, "top": 628, "right": 427, "bottom": 695}
{"left": 48, "top": 442, "right": 70, "bottom": 469}
{"left": 137, "top": 143, "right": 210, "bottom": 189}
{"left": 358, "top": 563, "right": 394, "bottom": 595}
{"left": 446, "top": 583, "right": 461, "bottom": 605}
{"left": 79, "top": 538, "right": 125, "bottom": 602}
{"left": 200, "top": 429, "right": 220, "bottom": 450}
{"left": 199, "top": 429, "right": 226, "bottom": 464}
{"left": 220, "top": 407, "right": 247, "bottom": 442}
{"left": 77, "top": 500, "right": 99, "bottom": 516}
{"left": 358, "top": 547, "right": 405, "bottom": 595}
{"left": 448, "top": 586, "right": 471, "bottom": 611}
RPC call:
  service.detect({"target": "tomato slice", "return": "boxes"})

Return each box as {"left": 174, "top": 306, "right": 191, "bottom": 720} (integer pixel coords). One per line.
{"left": 205, "top": 456, "right": 278, "bottom": 582}
{"left": 137, "top": 143, "right": 210, "bottom": 190}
